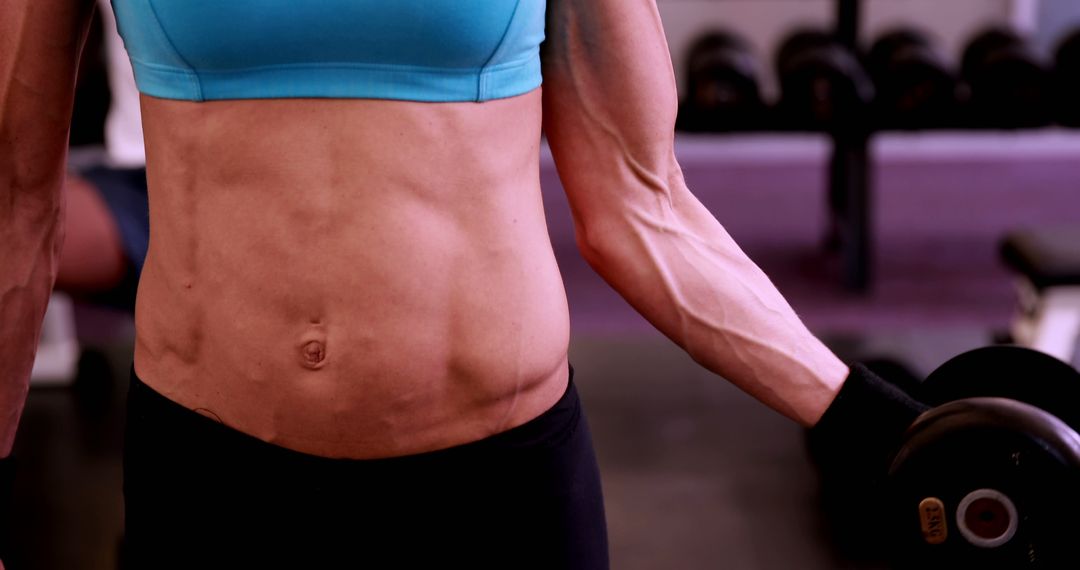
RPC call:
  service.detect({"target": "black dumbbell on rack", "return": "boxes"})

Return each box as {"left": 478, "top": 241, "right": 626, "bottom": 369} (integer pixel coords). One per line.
{"left": 774, "top": 29, "right": 874, "bottom": 132}
{"left": 961, "top": 28, "right": 1053, "bottom": 129}
{"left": 866, "top": 29, "right": 960, "bottom": 130}
{"left": 677, "top": 30, "right": 766, "bottom": 133}
{"left": 1053, "top": 28, "right": 1080, "bottom": 128}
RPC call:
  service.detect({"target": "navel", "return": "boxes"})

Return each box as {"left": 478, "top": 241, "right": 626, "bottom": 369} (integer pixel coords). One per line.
{"left": 301, "top": 339, "right": 327, "bottom": 369}
{"left": 298, "top": 320, "right": 328, "bottom": 370}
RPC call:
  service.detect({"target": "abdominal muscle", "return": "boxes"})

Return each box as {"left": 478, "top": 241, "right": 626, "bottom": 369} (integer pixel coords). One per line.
{"left": 132, "top": 88, "right": 572, "bottom": 459}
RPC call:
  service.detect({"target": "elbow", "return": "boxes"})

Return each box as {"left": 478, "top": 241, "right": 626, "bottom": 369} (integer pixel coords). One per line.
{"left": 572, "top": 209, "right": 618, "bottom": 268}
{"left": 1, "top": 197, "right": 65, "bottom": 274}
{"left": 570, "top": 190, "right": 674, "bottom": 275}
{"left": 3, "top": 190, "right": 64, "bottom": 226}
{"left": 573, "top": 212, "right": 638, "bottom": 279}
{"left": 565, "top": 187, "right": 612, "bottom": 264}
{"left": 573, "top": 219, "right": 606, "bottom": 267}
{"left": 0, "top": 157, "right": 65, "bottom": 219}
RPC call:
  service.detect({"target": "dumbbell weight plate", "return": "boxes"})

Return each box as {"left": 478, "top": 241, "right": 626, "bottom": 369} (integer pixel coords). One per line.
{"left": 867, "top": 29, "right": 931, "bottom": 78}
{"left": 1054, "top": 30, "right": 1080, "bottom": 127}
{"left": 774, "top": 29, "right": 873, "bottom": 132}
{"left": 867, "top": 29, "right": 958, "bottom": 130}
{"left": 961, "top": 28, "right": 1023, "bottom": 80}
{"left": 888, "top": 398, "right": 1080, "bottom": 568}
{"left": 961, "top": 29, "right": 1052, "bottom": 129}
{"left": 678, "top": 30, "right": 764, "bottom": 132}
{"left": 888, "top": 346, "right": 1080, "bottom": 568}
{"left": 779, "top": 47, "right": 873, "bottom": 131}
{"left": 775, "top": 29, "right": 836, "bottom": 76}
{"left": 918, "top": 345, "right": 1080, "bottom": 431}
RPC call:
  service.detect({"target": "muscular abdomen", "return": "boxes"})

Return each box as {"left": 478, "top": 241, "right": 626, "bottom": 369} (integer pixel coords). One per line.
{"left": 132, "top": 89, "right": 572, "bottom": 458}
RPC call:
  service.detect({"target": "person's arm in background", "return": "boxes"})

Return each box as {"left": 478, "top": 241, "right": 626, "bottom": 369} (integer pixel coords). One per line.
{"left": 541, "top": 0, "right": 849, "bottom": 426}
{"left": 0, "top": 0, "right": 96, "bottom": 457}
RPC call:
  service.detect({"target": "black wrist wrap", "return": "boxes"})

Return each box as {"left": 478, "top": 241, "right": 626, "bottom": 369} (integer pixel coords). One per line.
{"left": 810, "top": 363, "right": 931, "bottom": 473}
{"left": 0, "top": 455, "right": 14, "bottom": 560}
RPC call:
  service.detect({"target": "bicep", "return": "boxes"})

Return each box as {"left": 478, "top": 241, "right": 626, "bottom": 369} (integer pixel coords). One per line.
{"left": 541, "top": 0, "right": 681, "bottom": 224}
{"left": 1, "top": 0, "right": 95, "bottom": 202}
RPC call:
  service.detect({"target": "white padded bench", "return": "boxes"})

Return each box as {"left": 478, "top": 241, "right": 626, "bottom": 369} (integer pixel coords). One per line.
{"left": 1001, "top": 227, "right": 1080, "bottom": 364}
{"left": 30, "top": 293, "right": 80, "bottom": 387}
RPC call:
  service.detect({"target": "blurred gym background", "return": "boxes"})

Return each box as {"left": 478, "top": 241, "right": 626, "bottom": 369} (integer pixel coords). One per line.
{"left": 14, "top": 0, "right": 1080, "bottom": 569}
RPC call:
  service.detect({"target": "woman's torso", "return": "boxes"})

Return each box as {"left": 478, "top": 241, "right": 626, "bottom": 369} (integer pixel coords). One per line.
{"left": 133, "top": 89, "right": 572, "bottom": 459}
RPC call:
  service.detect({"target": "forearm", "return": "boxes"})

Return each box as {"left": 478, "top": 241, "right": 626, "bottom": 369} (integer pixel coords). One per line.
{"left": 0, "top": 126, "right": 68, "bottom": 458}
{"left": 0, "top": 192, "right": 65, "bottom": 457}
{"left": 541, "top": 0, "right": 846, "bottom": 425}
{"left": 1, "top": 0, "right": 93, "bottom": 456}
{"left": 0, "top": 96, "right": 69, "bottom": 458}
{"left": 577, "top": 164, "right": 847, "bottom": 426}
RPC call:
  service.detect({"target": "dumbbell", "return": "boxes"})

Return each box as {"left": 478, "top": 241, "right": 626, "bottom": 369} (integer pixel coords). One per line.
{"left": 961, "top": 28, "right": 1052, "bottom": 129}
{"left": 677, "top": 30, "right": 765, "bottom": 132}
{"left": 888, "top": 346, "right": 1080, "bottom": 568}
{"left": 866, "top": 29, "right": 959, "bottom": 130}
{"left": 774, "top": 29, "right": 873, "bottom": 132}
{"left": 1053, "top": 29, "right": 1080, "bottom": 127}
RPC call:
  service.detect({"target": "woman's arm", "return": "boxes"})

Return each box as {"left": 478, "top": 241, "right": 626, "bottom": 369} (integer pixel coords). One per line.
{"left": 541, "top": 0, "right": 848, "bottom": 426}
{"left": 0, "top": 0, "right": 95, "bottom": 456}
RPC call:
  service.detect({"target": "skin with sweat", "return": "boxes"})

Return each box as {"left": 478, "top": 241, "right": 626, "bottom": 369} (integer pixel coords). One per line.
{"left": 1, "top": 0, "right": 848, "bottom": 463}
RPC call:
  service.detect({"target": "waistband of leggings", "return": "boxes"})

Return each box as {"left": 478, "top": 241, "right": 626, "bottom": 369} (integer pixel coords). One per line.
{"left": 127, "top": 364, "right": 579, "bottom": 466}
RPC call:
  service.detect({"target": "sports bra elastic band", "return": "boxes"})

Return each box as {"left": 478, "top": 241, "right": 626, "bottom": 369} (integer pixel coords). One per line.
{"left": 110, "top": 0, "right": 546, "bottom": 103}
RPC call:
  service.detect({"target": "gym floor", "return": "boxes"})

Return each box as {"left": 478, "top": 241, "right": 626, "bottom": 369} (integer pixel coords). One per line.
{"left": 10, "top": 143, "right": 1080, "bottom": 569}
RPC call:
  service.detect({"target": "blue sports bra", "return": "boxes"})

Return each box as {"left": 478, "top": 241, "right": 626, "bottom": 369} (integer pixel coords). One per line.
{"left": 110, "top": 0, "right": 546, "bottom": 103}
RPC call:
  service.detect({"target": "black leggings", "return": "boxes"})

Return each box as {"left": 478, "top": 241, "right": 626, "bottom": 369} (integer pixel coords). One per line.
{"left": 123, "top": 367, "right": 609, "bottom": 569}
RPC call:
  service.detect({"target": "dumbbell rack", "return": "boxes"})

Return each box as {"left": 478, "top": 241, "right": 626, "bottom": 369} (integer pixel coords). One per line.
{"left": 832, "top": 0, "right": 872, "bottom": 291}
